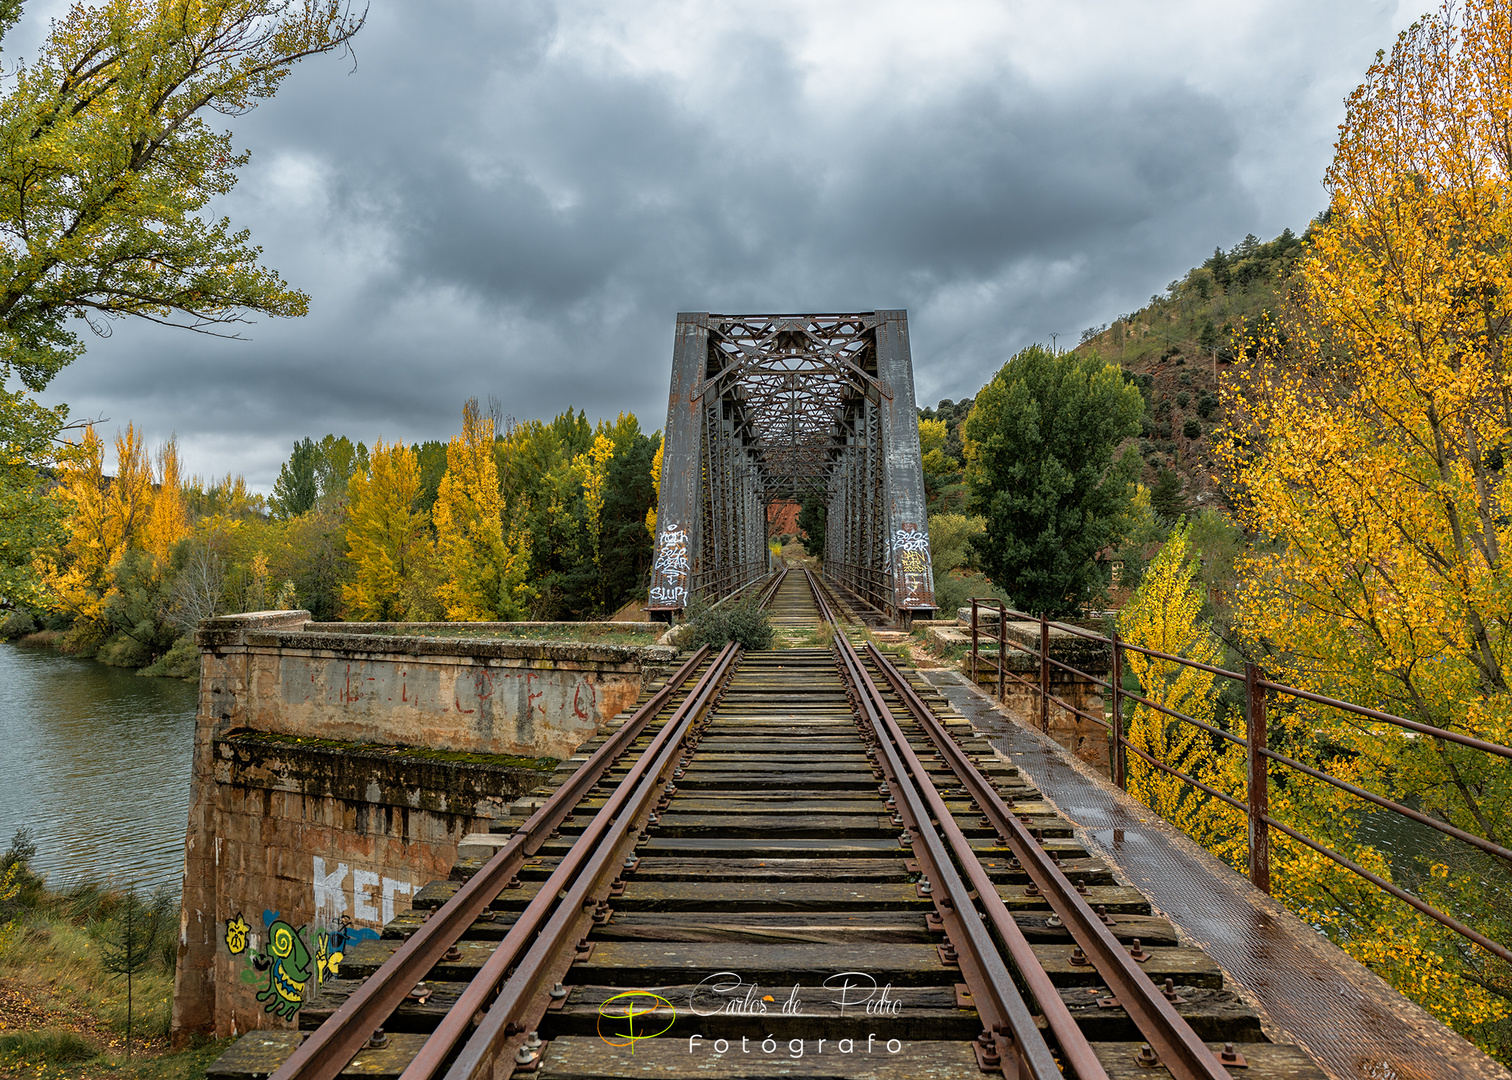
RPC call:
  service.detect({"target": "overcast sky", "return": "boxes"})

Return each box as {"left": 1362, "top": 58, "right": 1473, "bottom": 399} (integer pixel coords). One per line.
{"left": 21, "top": 0, "right": 1415, "bottom": 490}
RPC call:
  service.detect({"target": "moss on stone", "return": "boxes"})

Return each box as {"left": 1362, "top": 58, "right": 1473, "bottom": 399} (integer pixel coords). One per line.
{"left": 228, "top": 729, "right": 558, "bottom": 771}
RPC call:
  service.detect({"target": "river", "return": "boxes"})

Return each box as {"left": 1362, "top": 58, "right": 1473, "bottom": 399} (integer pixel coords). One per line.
{"left": 0, "top": 642, "right": 198, "bottom": 898}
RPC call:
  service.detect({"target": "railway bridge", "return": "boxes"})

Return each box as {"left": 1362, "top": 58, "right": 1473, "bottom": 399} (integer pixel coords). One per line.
{"left": 646, "top": 311, "right": 936, "bottom": 625}
{"left": 191, "top": 313, "right": 1511, "bottom": 1080}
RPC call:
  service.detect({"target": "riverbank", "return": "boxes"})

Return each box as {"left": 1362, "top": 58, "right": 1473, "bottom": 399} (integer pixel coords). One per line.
{"left": 2, "top": 625, "right": 198, "bottom": 683}
{"left": 0, "top": 848, "right": 229, "bottom": 1079}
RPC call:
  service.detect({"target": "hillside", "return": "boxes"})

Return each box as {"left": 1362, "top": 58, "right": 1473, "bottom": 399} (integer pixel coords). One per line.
{"left": 917, "top": 227, "right": 1308, "bottom": 519}
{"left": 1072, "top": 227, "right": 1306, "bottom": 511}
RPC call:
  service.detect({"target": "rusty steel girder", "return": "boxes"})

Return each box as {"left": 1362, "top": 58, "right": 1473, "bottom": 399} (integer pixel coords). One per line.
{"left": 647, "top": 311, "right": 935, "bottom": 622}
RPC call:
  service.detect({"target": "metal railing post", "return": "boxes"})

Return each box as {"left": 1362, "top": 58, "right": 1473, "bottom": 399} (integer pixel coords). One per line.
{"left": 996, "top": 602, "right": 1006, "bottom": 703}
{"left": 1039, "top": 613, "right": 1050, "bottom": 734}
{"left": 1245, "top": 661, "right": 1271, "bottom": 894}
{"left": 970, "top": 600, "right": 979, "bottom": 686}
{"left": 1110, "top": 631, "right": 1125, "bottom": 789}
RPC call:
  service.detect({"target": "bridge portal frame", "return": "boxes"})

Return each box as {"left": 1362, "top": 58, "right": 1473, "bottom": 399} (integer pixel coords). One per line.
{"left": 647, "top": 310, "right": 935, "bottom": 624}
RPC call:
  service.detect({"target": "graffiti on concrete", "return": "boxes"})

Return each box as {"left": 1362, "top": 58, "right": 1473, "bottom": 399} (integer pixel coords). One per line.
{"left": 889, "top": 525, "right": 935, "bottom": 608}
{"left": 225, "top": 908, "right": 379, "bottom": 1021}
{"left": 226, "top": 910, "right": 313, "bottom": 1021}
{"left": 314, "top": 856, "right": 413, "bottom": 926}
{"left": 649, "top": 523, "right": 691, "bottom": 607}
{"left": 314, "top": 916, "right": 377, "bottom": 985}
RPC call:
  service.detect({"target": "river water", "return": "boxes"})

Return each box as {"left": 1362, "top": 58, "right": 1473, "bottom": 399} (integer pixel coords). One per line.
{"left": 0, "top": 642, "right": 198, "bottom": 898}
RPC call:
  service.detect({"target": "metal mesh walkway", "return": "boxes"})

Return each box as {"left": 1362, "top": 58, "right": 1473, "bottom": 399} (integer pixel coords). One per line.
{"left": 922, "top": 669, "right": 1512, "bottom": 1080}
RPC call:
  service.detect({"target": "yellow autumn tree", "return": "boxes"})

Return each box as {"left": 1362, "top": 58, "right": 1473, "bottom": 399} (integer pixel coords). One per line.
{"left": 1118, "top": 522, "right": 1245, "bottom": 867}
{"left": 343, "top": 439, "right": 430, "bottom": 621}
{"left": 144, "top": 439, "right": 188, "bottom": 566}
{"left": 40, "top": 424, "right": 154, "bottom": 628}
{"left": 1221, "top": 0, "right": 1512, "bottom": 1051}
{"left": 645, "top": 441, "right": 663, "bottom": 537}
{"left": 578, "top": 432, "right": 614, "bottom": 568}
{"left": 433, "top": 400, "right": 534, "bottom": 620}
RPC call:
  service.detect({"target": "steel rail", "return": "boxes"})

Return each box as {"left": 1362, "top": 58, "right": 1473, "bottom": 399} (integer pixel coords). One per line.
{"left": 804, "top": 570, "right": 1085, "bottom": 1078}
{"left": 844, "top": 642, "right": 1105, "bottom": 1078}
{"left": 266, "top": 645, "right": 715, "bottom": 1080}
{"left": 863, "top": 640, "right": 1233, "bottom": 1080}
{"left": 405, "top": 641, "right": 741, "bottom": 1080}
{"left": 832, "top": 628, "right": 1065, "bottom": 1078}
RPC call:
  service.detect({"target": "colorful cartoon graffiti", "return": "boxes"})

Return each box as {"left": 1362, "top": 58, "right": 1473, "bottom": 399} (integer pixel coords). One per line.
{"left": 224, "top": 910, "right": 378, "bottom": 1020}
{"left": 315, "top": 917, "right": 378, "bottom": 984}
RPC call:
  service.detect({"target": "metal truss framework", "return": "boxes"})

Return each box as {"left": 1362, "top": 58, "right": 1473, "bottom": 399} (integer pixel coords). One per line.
{"left": 648, "top": 310, "right": 935, "bottom": 623}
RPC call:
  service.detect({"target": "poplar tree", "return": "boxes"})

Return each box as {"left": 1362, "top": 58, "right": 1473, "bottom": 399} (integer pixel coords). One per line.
{"left": 38, "top": 423, "right": 153, "bottom": 625}
{"left": 433, "top": 400, "right": 532, "bottom": 620}
{"left": 1222, "top": 0, "right": 1512, "bottom": 1048}
{"left": 343, "top": 439, "right": 427, "bottom": 620}
{"left": 1117, "top": 522, "right": 1243, "bottom": 867}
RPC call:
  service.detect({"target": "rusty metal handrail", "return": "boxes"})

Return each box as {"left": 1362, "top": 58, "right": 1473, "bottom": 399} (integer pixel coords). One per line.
{"left": 1260, "top": 814, "right": 1512, "bottom": 965}
{"left": 864, "top": 641, "right": 1233, "bottom": 1080}
{"left": 984, "top": 603, "right": 1512, "bottom": 757}
{"left": 963, "top": 599, "right": 1512, "bottom": 962}
{"left": 266, "top": 645, "right": 716, "bottom": 1080}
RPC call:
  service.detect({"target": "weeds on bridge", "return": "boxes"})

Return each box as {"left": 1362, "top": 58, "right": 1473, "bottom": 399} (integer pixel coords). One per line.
{"left": 681, "top": 595, "right": 774, "bottom": 651}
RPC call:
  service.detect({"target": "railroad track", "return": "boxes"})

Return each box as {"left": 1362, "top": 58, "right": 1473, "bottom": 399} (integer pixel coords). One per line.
{"left": 212, "top": 570, "right": 1329, "bottom": 1080}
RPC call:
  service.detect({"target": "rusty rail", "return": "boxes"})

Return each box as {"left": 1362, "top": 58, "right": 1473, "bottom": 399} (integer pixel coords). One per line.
{"left": 428, "top": 641, "right": 743, "bottom": 1079}
{"left": 821, "top": 573, "right": 1227, "bottom": 1079}
{"left": 266, "top": 644, "right": 730, "bottom": 1080}
{"left": 863, "top": 638, "right": 1232, "bottom": 1080}
{"left": 819, "top": 604, "right": 1089, "bottom": 1073}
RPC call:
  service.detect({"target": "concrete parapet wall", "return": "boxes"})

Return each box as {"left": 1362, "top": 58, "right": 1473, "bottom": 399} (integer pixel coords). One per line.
{"left": 956, "top": 619, "right": 1113, "bottom": 770}
{"left": 172, "top": 611, "right": 671, "bottom": 1043}
{"left": 198, "top": 614, "right": 675, "bottom": 761}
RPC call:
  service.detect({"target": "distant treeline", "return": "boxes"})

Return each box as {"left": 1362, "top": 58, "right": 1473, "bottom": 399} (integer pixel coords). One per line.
{"left": 2, "top": 400, "right": 661, "bottom": 676}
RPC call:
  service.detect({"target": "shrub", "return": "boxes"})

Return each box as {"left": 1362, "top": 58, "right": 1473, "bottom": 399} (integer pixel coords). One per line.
{"left": 1176, "top": 391, "right": 1191, "bottom": 408}
{"left": 1183, "top": 418, "right": 1202, "bottom": 439}
{"left": 1196, "top": 393, "right": 1218, "bottom": 419}
{"left": 933, "top": 570, "right": 1010, "bottom": 619}
{"left": 681, "top": 594, "right": 773, "bottom": 651}
{"left": 137, "top": 635, "right": 199, "bottom": 680}
{"left": 0, "top": 610, "right": 37, "bottom": 639}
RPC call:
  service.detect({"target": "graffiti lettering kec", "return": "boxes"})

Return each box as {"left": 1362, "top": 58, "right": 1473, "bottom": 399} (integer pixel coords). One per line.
{"left": 314, "top": 856, "right": 414, "bottom": 925}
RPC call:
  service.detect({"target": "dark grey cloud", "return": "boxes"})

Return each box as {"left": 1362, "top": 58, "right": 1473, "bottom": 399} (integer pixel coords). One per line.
{"left": 29, "top": 0, "right": 1412, "bottom": 486}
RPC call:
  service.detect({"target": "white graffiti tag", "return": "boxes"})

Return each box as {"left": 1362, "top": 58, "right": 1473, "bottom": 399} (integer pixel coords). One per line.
{"left": 889, "top": 526, "right": 935, "bottom": 606}
{"left": 650, "top": 523, "right": 691, "bottom": 606}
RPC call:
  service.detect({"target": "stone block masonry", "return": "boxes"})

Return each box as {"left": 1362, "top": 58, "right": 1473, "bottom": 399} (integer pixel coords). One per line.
{"left": 172, "top": 611, "right": 676, "bottom": 1042}
{"left": 958, "top": 619, "right": 1112, "bottom": 770}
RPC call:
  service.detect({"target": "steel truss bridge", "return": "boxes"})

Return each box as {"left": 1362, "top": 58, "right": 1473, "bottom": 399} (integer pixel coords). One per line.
{"left": 647, "top": 310, "right": 936, "bottom": 623}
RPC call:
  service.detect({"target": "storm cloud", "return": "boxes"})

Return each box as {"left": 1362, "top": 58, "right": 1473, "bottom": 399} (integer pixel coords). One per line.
{"left": 24, "top": 0, "right": 1412, "bottom": 487}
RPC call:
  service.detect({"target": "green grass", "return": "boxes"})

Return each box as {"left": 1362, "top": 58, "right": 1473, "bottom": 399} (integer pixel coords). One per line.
{"left": 0, "top": 1029, "right": 97, "bottom": 1062}
{"left": 408, "top": 626, "right": 661, "bottom": 646}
